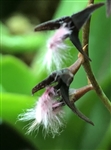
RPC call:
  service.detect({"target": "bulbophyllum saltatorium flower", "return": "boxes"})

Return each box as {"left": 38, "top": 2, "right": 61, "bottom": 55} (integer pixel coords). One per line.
{"left": 19, "top": 69, "right": 94, "bottom": 137}
{"left": 34, "top": 2, "right": 104, "bottom": 67}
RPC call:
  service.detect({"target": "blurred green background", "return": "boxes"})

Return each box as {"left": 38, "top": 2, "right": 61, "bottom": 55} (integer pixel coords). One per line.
{"left": 1, "top": 0, "right": 111, "bottom": 150}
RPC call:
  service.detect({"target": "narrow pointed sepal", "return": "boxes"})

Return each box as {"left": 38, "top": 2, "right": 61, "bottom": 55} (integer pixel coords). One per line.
{"left": 60, "top": 80, "right": 94, "bottom": 125}
{"left": 71, "top": 3, "right": 104, "bottom": 30}
{"left": 71, "top": 103, "right": 94, "bottom": 125}
{"left": 70, "top": 30, "right": 91, "bottom": 61}
{"left": 34, "top": 16, "right": 71, "bottom": 31}
{"left": 32, "top": 72, "right": 57, "bottom": 94}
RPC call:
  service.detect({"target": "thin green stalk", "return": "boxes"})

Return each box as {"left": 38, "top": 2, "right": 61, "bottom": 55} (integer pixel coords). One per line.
{"left": 82, "top": 0, "right": 111, "bottom": 113}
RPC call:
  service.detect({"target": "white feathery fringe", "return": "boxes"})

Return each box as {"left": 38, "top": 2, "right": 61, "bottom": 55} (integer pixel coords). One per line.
{"left": 44, "top": 25, "right": 72, "bottom": 71}
{"left": 19, "top": 87, "right": 65, "bottom": 137}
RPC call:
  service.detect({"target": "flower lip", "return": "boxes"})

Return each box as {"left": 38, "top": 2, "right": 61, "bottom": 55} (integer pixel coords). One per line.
{"left": 52, "top": 100, "right": 65, "bottom": 111}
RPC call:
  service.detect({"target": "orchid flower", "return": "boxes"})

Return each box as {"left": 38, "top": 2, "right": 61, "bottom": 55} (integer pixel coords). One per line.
{"left": 34, "top": 3, "right": 104, "bottom": 71}
{"left": 19, "top": 69, "right": 94, "bottom": 137}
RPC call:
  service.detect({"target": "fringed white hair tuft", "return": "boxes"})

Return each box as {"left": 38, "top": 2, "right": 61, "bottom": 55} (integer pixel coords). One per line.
{"left": 44, "top": 25, "right": 72, "bottom": 71}
{"left": 19, "top": 87, "right": 65, "bottom": 138}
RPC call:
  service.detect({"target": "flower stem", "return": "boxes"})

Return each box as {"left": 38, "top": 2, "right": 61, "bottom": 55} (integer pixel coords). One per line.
{"left": 72, "top": 84, "right": 94, "bottom": 102}
{"left": 82, "top": 0, "right": 111, "bottom": 113}
{"left": 68, "top": 57, "right": 82, "bottom": 75}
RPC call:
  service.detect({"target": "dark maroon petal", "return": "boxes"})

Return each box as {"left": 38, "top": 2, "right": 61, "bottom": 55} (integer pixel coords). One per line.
{"left": 34, "top": 16, "right": 71, "bottom": 32}
{"left": 106, "top": 0, "right": 111, "bottom": 17}
{"left": 71, "top": 3, "right": 104, "bottom": 30}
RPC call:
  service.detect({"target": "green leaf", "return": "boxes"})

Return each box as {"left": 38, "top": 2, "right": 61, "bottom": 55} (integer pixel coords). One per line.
{"left": 1, "top": 93, "right": 35, "bottom": 123}
{"left": 0, "top": 55, "right": 36, "bottom": 95}
{"left": 1, "top": 33, "right": 45, "bottom": 53}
